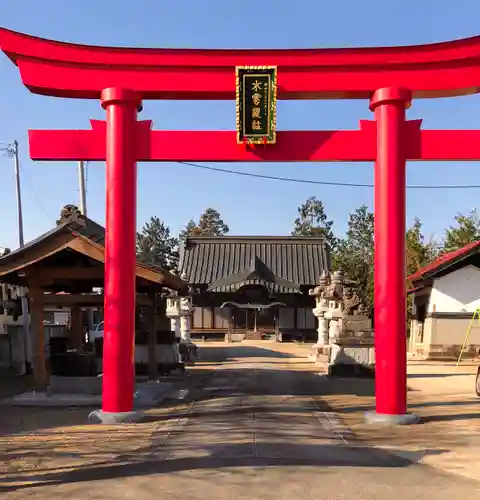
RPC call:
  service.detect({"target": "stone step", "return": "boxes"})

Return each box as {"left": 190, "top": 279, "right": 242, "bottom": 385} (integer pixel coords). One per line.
{"left": 245, "top": 331, "right": 263, "bottom": 340}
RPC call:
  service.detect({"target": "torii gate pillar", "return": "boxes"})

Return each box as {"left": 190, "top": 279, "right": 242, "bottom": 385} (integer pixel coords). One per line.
{"left": 91, "top": 88, "right": 143, "bottom": 423}
{"left": 367, "top": 88, "right": 418, "bottom": 425}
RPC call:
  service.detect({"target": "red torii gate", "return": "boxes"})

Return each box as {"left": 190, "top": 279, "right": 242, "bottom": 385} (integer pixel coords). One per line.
{"left": 2, "top": 28, "right": 480, "bottom": 424}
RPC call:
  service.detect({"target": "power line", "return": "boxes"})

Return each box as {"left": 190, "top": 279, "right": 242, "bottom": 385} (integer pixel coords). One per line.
{"left": 178, "top": 161, "right": 480, "bottom": 190}
{"left": 2, "top": 145, "right": 52, "bottom": 222}
{"left": 21, "top": 168, "right": 53, "bottom": 221}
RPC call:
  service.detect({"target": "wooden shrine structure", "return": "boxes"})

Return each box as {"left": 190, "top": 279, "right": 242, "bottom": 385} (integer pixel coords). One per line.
{"left": 179, "top": 235, "right": 330, "bottom": 342}
{"left": 0, "top": 211, "right": 187, "bottom": 391}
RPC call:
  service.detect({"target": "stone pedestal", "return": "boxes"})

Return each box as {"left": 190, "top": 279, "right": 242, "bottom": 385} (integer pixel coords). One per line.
{"left": 338, "top": 315, "right": 372, "bottom": 334}
{"left": 313, "top": 312, "right": 376, "bottom": 375}
{"left": 326, "top": 334, "right": 375, "bottom": 377}
{"left": 322, "top": 311, "right": 375, "bottom": 375}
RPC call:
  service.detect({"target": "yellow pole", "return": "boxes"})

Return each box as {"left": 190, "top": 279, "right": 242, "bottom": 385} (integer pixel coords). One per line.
{"left": 457, "top": 308, "right": 480, "bottom": 366}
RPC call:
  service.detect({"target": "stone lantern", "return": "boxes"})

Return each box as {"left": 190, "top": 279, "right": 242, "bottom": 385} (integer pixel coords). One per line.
{"left": 165, "top": 296, "right": 183, "bottom": 342}
{"left": 165, "top": 274, "right": 198, "bottom": 365}
{"left": 166, "top": 295, "right": 193, "bottom": 337}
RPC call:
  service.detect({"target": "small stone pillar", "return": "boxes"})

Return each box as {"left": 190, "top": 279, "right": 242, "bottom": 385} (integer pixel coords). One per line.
{"left": 179, "top": 297, "right": 193, "bottom": 343}
{"left": 171, "top": 318, "right": 181, "bottom": 341}
{"left": 180, "top": 316, "right": 190, "bottom": 342}
{"left": 313, "top": 299, "right": 329, "bottom": 346}
{"left": 309, "top": 272, "right": 331, "bottom": 348}
{"left": 165, "top": 297, "right": 182, "bottom": 366}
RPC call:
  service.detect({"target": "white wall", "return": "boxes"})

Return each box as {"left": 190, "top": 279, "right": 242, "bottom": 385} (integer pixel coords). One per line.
{"left": 428, "top": 265, "right": 480, "bottom": 313}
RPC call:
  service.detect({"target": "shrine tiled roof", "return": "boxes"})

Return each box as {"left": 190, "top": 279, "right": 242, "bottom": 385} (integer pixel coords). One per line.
{"left": 178, "top": 235, "right": 330, "bottom": 293}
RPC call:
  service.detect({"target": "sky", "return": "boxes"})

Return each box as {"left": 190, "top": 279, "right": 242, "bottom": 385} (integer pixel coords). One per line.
{"left": 1, "top": 0, "right": 480, "bottom": 249}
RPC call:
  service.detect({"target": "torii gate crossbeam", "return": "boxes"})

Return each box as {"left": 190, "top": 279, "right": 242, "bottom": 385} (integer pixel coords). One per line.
{"left": 29, "top": 120, "right": 480, "bottom": 162}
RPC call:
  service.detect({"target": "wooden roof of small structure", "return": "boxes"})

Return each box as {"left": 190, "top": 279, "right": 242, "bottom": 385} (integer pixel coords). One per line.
{"left": 0, "top": 214, "right": 187, "bottom": 292}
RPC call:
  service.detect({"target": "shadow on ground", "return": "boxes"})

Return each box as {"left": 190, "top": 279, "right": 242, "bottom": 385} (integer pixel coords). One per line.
{"left": 0, "top": 444, "right": 449, "bottom": 494}
{"left": 198, "top": 345, "right": 298, "bottom": 361}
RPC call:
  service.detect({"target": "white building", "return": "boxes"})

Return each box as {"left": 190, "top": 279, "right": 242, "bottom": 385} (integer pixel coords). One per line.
{"left": 408, "top": 241, "right": 480, "bottom": 359}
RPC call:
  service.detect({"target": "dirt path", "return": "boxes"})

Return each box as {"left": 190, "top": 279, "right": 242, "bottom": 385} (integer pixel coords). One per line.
{"left": 1, "top": 343, "right": 479, "bottom": 499}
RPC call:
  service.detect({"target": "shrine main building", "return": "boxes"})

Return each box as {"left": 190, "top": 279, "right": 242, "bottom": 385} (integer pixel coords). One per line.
{"left": 178, "top": 235, "right": 330, "bottom": 342}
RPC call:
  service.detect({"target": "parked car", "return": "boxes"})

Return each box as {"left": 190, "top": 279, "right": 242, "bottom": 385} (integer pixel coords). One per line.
{"left": 87, "top": 321, "right": 104, "bottom": 343}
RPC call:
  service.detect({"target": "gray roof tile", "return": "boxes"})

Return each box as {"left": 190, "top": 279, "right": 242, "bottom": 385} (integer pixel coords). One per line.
{"left": 178, "top": 236, "right": 330, "bottom": 293}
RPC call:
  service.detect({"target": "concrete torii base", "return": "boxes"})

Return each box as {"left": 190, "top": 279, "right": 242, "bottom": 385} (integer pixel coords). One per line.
{"left": 87, "top": 380, "right": 188, "bottom": 424}
{"left": 364, "top": 411, "right": 420, "bottom": 426}
{"left": 88, "top": 409, "right": 145, "bottom": 424}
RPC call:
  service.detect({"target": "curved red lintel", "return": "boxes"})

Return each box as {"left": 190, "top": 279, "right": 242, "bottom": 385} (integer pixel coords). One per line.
{"left": 2, "top": 27, "right": 480, "bottom": 99}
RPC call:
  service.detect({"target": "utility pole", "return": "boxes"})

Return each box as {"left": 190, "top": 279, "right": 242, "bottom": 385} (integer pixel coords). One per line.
{"left": 77, "top": 160, "right": 95, "bottom": 333}
{"left": 4, "top": 141, "right": 28, "bottom": 374}
{"left": 77, "top": 161, "right": 87, "bottom": 217}
{"left": 7, "top": 140, "right": 24, "bottom": 247}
